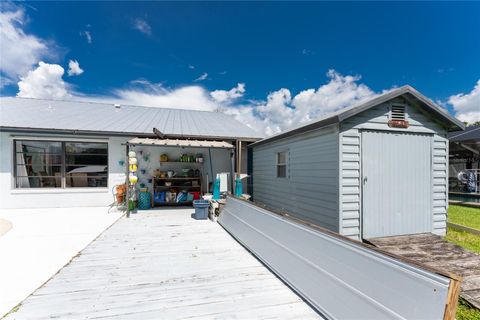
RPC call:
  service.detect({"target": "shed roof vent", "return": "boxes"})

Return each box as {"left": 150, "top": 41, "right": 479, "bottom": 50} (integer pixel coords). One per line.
{"left": 390, "top": 105, "right": 406, "bottom": 121}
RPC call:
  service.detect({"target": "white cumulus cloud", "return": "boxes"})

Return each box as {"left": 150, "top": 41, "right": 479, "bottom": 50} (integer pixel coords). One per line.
{"left": 227, "top": 70, "right": 378, "bottom": 135}
{"left": 13, "top": 68, "right": 386, "bottom": 136}
{"left": 448, "top": 80, "right": 480, "bottom": 124}
{"left": 113, "top": 85, "right": 217, "bottom": 111}
{"left": 211, "top": 83, "right": 245, "bottom": 103}
{"left": 133, "top": 18, "right": 151, "bottom": 35}
{"left": 67, "top": 60, "right": 84, "bottom": 76}
{"left": 0, "top": 7, "right": 50, "bottom": 86}
{"left": 17, "top": 61, "right": 71, "bottom": 100}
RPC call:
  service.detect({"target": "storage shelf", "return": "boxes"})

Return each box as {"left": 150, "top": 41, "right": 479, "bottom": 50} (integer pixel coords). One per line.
{"left": 154, "top": 201, "right": 193, "bottom": 206}
{"left": 160, "top": 161, "right": 203, "bottom": 165}
{"left": 152, "top": 175, "right": 202, "bottom": 207}
{"left": 154, "top": 177, "right": 201, "bottom": 180}
{"left": 154, "top": 185, "right": 200, "bottom": 188}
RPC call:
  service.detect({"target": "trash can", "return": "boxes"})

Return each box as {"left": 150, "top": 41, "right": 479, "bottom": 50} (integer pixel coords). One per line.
{"left": 193, "top": 200, "right": 209, "bottom": 220}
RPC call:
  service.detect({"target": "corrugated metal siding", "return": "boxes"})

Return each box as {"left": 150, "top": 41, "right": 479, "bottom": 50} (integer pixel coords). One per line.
{"left": 252, "top": 125, "right": 340, "bottom": 232}
{"left": 433, "top": 134, "right": 448, "bottom": 235}
{"left": 340, "top": 98, "right": 446, "bottom": 239}
{"left": 361, "top": 131, "right": 432, "bottom": 238}
{"left": 339, "top": 129, "right": 362, "bottom": 239}
{"left": 0, "top": 97, "right": 262, "bottom": 139}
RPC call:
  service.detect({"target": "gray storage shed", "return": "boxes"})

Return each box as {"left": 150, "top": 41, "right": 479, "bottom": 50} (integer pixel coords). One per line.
{"left": 249, "top": 85, "right": 464, "bottom": 240}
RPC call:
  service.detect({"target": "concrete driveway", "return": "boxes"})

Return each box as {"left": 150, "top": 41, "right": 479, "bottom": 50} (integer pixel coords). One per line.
{"left": 0, "top": 207, "right": 124, "bottom": 317}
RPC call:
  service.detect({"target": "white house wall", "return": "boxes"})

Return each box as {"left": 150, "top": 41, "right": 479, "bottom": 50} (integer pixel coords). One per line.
{"left": 0, "top": 132, "right": 127, "bottom": 209}
{"left": 339, "top": 97, "right": 448, "bottom": 240}
{"left": 252, "top": 125, "right": 340, "bottom": 232}
{"left": 0, "top": 132, "right": 233, "bottom": 209}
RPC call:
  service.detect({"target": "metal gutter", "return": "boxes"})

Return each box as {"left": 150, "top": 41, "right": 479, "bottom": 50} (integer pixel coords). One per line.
{"left": 219, "top": 197, "right": 461, "bottom": 319}
{"left": 0, "top": 126, "right": 261, "bottom": 141}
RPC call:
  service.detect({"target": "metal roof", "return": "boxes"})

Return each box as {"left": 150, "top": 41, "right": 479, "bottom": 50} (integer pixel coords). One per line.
{"left": 448, "top": 125, "right": 480, "bottom": 142}
{"left": 127, "top": 137, "right": 234, "bottom": 149}
{"left": 250, "top": 85, "right": 465, "bottom": 148}
{"left": 0, "top": 97, "right": 262, "bottom": 140}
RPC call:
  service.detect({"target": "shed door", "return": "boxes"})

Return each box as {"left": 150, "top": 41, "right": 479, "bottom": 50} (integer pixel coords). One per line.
{"left": 362, "top": 130, "right": 432, "bottom": 238}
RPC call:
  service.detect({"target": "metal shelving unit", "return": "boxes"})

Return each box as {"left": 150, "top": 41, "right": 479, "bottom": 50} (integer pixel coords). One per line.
{"left": 152, "top": 176, "right": 202, "bottom": 206}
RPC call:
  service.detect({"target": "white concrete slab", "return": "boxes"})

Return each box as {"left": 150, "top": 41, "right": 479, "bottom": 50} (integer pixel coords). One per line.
{"left": 5, "top": 209, "right": 321, "bottom": 319}
{"left": 0, "top": 207, "right": 124, "bottom": 317}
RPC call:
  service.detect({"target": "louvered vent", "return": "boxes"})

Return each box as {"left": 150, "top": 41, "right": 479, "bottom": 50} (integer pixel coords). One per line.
{"left": 391, "top": 105, "right": 406, "bottom": 121}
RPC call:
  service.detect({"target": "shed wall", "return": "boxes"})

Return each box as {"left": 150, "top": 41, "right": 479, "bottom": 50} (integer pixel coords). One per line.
{"left": 252, "top": 125, "right": 340, "bottom": 232}
{"left": 339, "top": 97, "right": 448, "bottom": 239}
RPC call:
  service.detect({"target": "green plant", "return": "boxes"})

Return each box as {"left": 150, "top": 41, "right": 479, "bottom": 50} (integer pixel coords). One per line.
{"left": 456, "top": 299, "right": 480, "bottom": 320}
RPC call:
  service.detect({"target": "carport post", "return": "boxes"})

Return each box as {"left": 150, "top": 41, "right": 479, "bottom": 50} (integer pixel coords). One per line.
{"left": 125, "top": 142, "right": 130, "bottom": 218}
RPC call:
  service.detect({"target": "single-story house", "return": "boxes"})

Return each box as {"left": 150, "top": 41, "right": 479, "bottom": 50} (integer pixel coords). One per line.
{"left": 249, "top": 85, "right": 464, "bottom": 240}
{"left": 0, "top": 97, "right": 262, "bottom": 209}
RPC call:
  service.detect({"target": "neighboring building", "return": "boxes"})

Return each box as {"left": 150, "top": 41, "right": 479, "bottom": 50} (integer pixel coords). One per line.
{"left": 448, "top": 125, "right": 480, "bottom": 194}
{"left": 249, "top": 86, "right": 464, "bottom": 240}
{"left": 0, "top": 97, "right": 262, "bottom": 209}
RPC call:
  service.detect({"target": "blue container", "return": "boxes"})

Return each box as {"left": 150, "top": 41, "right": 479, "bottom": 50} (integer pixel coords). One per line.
{"left": 193, "top": 200, "right": 209, "bottom": 220}
{"left": 138, "top": 191, "right": 151, "bottom": 210}
{"left": 154, "top": 191, "right": 166, "bottom": 204}
{"left": 235, "top": 177, "right": 243, "bottom": 197}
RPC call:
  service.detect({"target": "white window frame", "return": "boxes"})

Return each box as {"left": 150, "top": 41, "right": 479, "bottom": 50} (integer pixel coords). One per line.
{"left": 276, "top": 151, "right": 288, "bottom": 179}
{"left": 12, "top": 138, "right": 109, "bottom": 190}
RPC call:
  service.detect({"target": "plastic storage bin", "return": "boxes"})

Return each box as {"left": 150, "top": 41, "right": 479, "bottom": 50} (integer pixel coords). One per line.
{"left": 193, "top": 200, "right": 210, "bottom": 220}
{"left": 138, "top": 191, "right": 151, "bottom": 210}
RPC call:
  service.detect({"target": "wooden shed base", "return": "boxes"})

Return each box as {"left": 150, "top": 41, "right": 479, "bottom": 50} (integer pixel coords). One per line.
{"left": 366, "top": 233, "right": 480, "bottom": 309}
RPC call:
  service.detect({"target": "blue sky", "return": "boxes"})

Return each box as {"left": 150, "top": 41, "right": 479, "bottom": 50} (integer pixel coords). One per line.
{"left": 1, "top": 1, "right": 479, "bottom": 134}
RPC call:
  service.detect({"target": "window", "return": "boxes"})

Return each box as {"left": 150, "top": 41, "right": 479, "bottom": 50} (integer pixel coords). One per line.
{"left": 276, "top": 151, "right": 287, "bottom": 178}
{"left": 14, "top": 140, "right": 108, "bottom": 189}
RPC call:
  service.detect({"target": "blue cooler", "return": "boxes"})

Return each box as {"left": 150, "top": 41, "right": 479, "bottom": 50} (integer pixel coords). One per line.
{"left": 193, "top": 200, "right": 209, "bottom": 220}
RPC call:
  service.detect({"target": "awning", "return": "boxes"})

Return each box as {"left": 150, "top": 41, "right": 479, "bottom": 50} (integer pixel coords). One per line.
{"left": 127, "top": 137, "right": 234, "bottom": 149}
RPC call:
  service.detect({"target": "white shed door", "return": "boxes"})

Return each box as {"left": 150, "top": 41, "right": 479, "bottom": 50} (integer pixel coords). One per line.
{"left": 362, "top": 131, "right": 432, "bottom": 238}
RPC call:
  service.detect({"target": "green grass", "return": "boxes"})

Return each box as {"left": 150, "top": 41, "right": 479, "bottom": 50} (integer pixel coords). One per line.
{"left": 448, "top": 205, "right": 480, "bottom": 230}
{"left": 457, "top": 300, "right": 480, "bottom": 320}
{"left": 446, "top": 205, "right": 480, "bottom": 319}
{"left": 446, "top": 205, "right": 480, "bottom": 254}
{"left": 446, "top": 228, "right": 480, "bottom": 254}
